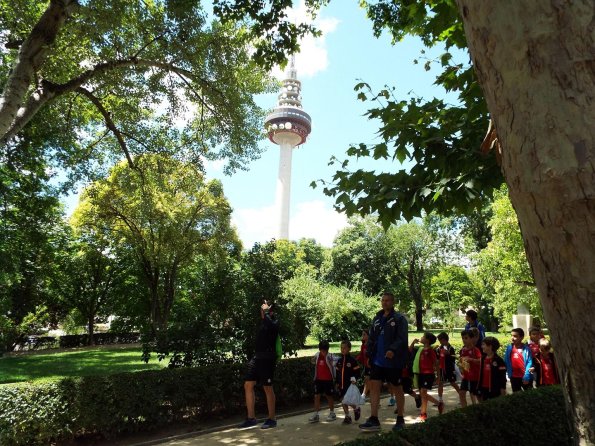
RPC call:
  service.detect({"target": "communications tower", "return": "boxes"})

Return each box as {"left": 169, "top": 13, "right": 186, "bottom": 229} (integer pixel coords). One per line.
{"left": 264, "top": 57, "right": 312, "bottom": 240}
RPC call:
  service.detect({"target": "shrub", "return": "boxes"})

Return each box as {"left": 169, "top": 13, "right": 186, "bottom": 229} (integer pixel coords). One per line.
{"left": 340, "top": 386, "right": 571, "bottom": 446}
{"left": 0, "top": 356, "right": 313, "bottom": 445}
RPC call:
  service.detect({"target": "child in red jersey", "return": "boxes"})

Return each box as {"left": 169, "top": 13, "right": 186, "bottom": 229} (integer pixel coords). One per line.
{"left": 411, "top": 332, "right": 442, "bottom": 421}
{"left": 308, "top": 340, "right": 337, "bottom": 423}
{"left": 533, "top": 338, "right": 560, "bottom": 386}
{"left": 527, "top": 326, "right": 543, "bottom": 359}
{"left": 355, "top": 330, "right": 370, "bottom": 399}
{"left": 504, "top": 328, "right": 533, "bottom": 392}
{"left": 478, "top": 336, "right": 507, "bottom": 401}
{"left": 435, "top": 332, "right": 460, "bottom": 406}
{"left": 336, "top": 340, "right": 362, "bottom": 424}
{"left": 458, "top": 329, "right": 481, "bottom": 407}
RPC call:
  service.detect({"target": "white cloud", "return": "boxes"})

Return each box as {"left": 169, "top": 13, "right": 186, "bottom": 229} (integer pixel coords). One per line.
{"left": 271, "top": 1, "right": 339, "bottom": 80}
{"left": 232, "top": 199, "right": 347, "bottom": 248}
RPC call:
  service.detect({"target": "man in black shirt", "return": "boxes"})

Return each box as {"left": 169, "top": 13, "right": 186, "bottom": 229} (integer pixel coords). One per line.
{"left": 239, "top": 301, "right": 280, "bottom": 429}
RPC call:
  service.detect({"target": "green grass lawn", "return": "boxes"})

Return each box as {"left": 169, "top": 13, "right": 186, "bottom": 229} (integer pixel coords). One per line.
{"left": 0, "top": 345, "right": 165, "bottom": 385}
{"left": 1, "top": 331, "right": 507, "bottom": 385}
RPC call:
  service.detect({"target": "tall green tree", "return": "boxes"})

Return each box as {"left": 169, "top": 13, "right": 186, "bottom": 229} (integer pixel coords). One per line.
{"left": 322, "top": 216, "right": 393, "bottom": 296}
{"left": 73, "top": 153, "right": 237, "bottom": 335}
{"left": 1, "top": 0, "right": 275, "bottom": 180}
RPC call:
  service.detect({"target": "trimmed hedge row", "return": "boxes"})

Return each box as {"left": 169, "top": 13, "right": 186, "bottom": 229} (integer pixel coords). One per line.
{"left": 0, "top": 356, "right": 312, "bottom": 446}
{"left": 341, "top": 385, "right": 572, "bottom": 446}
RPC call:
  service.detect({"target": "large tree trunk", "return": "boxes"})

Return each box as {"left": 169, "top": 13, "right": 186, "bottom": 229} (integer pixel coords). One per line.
{"left": 456, "top": 2, "right": 594, "bottom": 444}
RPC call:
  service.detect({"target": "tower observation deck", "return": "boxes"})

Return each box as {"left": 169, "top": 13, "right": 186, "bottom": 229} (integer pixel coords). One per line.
{"left": 264, "top": 57, "right": 312, "bottom": 240}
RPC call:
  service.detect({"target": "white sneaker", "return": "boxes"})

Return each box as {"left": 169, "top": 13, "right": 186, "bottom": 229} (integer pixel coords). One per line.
{"left": 308, "top": 413, "right": 320, "bottom": 423}
{"left": 326, "top": 412, "right": 337, "bottom": 421}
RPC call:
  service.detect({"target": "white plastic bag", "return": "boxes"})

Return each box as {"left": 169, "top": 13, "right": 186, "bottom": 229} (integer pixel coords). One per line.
{"left": 342, "top": 382, "right": 365, "bottom": 406}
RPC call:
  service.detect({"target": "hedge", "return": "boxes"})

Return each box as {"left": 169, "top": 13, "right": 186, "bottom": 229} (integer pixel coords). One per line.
{"left": 11, "top": 333, "right": 141, "bottom": 352}
{"left": 0, "top": 356, "right": 312, "bottom": 446}
{"left": 341, "top": 386, "right": 572, "bottom": 446}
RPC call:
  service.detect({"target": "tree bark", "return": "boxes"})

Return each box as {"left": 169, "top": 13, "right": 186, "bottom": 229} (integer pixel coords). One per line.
{"left": 0, "top": 0, "right": 77, "bottom": 138}
{"left": 456, "top": 1, "right": 594, "bottom": 444}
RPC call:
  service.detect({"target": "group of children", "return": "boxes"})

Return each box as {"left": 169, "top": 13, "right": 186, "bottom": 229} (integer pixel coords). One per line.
{"left": 309, "top": 325, "right": 560, "bottom": 425}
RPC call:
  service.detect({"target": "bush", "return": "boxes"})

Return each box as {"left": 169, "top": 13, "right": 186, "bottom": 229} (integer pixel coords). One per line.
{"left": 340, "top": 386, "right": 572, "bottom": 446}
{"left": 0, "top": 356, "right": 313, "bottom": 445}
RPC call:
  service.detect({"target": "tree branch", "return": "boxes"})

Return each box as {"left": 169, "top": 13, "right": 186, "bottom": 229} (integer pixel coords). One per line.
{"left": 76, "top": 87, "right": 135, "bottom": 168}
{"left": 0, "top": 0, "right": 79, "bottom": 138}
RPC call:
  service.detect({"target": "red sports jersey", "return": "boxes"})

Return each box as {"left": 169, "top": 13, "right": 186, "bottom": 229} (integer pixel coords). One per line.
{"left": 528, "top": 341, "right": 540, "bottom": 358}
{"left": 316, "top": 354, "right": 333, "bottom": 381}
{"left": 511, "top": 346, "right": 525, "bottom": 378}
{"left": 460, "top": 346, "right": 481, "bottom": 381}
{"left": 540, "top": 355, "right": 558, "bottom": 385}
{"left": 420, "top": 347, "right": 437, "bottom": 374}
{"left": 482, "top": 357, "right": 492, "bottom": 388}
{"left": 438, "top": 345, "right": 451, "bottom": 370}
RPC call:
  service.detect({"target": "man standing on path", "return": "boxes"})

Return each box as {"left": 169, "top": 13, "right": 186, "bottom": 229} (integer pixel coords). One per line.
{"left": 239, "top": 300, "right": 279, "bottom": 429}
{"left": 359, "top": 292, "right": 409, "bottom": 432}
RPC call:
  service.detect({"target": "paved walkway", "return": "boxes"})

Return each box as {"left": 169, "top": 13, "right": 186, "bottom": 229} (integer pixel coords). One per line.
{"left": 145, "top": 387, "right": 462, "bottom": 446}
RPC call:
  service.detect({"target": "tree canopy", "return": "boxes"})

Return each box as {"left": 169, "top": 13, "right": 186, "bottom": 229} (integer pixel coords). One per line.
{"left": 1, "top": 0, "right": 276, "bottom": 184}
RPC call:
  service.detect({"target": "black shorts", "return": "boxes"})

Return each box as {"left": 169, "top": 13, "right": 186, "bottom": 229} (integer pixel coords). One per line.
{"left": 244, "top": 357, "right": 276, "bottom": 386}
{"left": 401, "top": 376, "right": 414, "bottom": 394}
{"left": 418, "top": 373, "right": 435, "bottom": 390}
{"left": 439, "top": 368, "right": 457, "bottom": 382}
{"left": 363, "top": 367, "right": 371, "bottom": 377}
{"left": 510, "top": 377, "right": 533, "bottom": 392}
{"left": 314, "top": 379, "right": 335, "bottom": 396}
{"left": 370, "top": 364, "right": 402, "bottom": 386}
{"left": 479, "top": 387, "right": 502, "bottom": 400}
{"left": 460, "top": 379, "right": 479, "bottom": 395}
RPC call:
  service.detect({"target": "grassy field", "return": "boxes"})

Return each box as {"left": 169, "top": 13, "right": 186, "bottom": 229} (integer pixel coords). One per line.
{"left": 0, "top": 331, "right": 507, "bottom": 385}
{"left": 0, "top": 345, "right": 165, "bottom": 384}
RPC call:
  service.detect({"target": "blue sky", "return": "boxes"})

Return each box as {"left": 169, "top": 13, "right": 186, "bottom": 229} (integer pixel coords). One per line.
{"left": 62, "top": 1, "right": 460, "bottom": 248}
{"left": 205, "top": 1, "right": 459, "bottom": 248}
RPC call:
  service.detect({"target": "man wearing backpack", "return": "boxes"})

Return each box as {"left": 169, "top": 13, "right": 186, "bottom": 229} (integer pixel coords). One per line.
{"left": 239, "top": 300, "right": 280, "bottom": 430}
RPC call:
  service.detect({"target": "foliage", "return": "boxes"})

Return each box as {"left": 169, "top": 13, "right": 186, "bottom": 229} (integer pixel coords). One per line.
{"left": 474, "top": 186, "right": 541, "bottom": 325}
{"left": 0, "top": 357, "right": 313, "bottom": 445}
{"left": 1, "top": 0, "right": 276, "bottom": 182}
{"left": 428, "top": 265, "right": 476, "bottom": 331}
{"left": 322, "top": 215, "right": 393, "bottom": 296}
{"left": 73, "top": 153, "right": 238, "bottom": 334}
{"left": 340, "top": 386, "right": 571, "bottom": 446}
{"left": 281, "top": 270, "right": 377, "bottom": 343}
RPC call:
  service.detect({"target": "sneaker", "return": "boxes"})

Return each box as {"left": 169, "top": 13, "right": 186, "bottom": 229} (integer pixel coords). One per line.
{"left": 261, "top": 418, "right": 277, "bottom": 429}
{"left": 308, "top": 413, "right": 320, "bottom": 423}
{"left": 393, "top": 416, "right": 405, "bottom": 431}
{"left": 326, "top": 412, "right": 337, "bottom": 421}
{"left": 238, "top": 418, "right": 258, "bottom": 429}
{"left": 388, "top": 397, "right": 396, "bottom": 406}
{"left": 354, "top": 406, "right": 361, "bottom": 421}
{"left": 359, "top": 417, "right": 381, "bottom": 431}
{"left": 415, "top": 396, "right": 422, "bottom": 409}
{"left": 342, "top": 415, "right": 352, "bottom": 425}
{"left": 438, "top": 401, "right": 445, "bottom": 414}
{"left": 417, "top": 413, "right": 428, "bottom": 422}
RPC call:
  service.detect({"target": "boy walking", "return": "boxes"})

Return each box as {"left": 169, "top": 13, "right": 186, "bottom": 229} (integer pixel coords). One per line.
{"left": 533, "top": 338, "right": 560, "bottom": 386}
{"left": 309, "top": 340, "right": 337, "bottom": 422}
{"left": 411, "top": 332, "right": 443, "bottom": 421}
{"left": 435, "top": 332, "right": 460, "bottom": 405}
{"left": 478, "top": 336, "right": 507, "bottom": 400}
{"left": 504, "top": 328, "right": 533, "bottom": 392}
{"left": 336, "top": 340, "right": 362, "bottom": 424}
{"left": 459, "top": 329, "right": 481, "bottom": 407}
